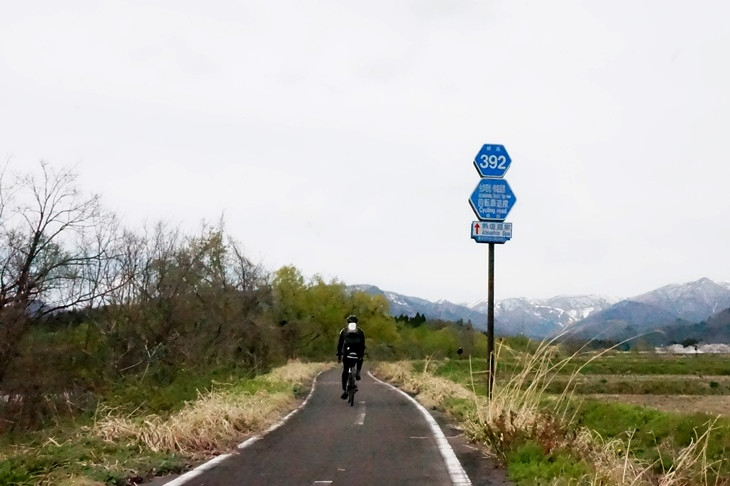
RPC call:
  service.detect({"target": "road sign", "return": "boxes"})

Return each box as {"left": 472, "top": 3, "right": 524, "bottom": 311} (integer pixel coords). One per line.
{"left": 471, "top": 221, "right": 512, "bottom": 244}
{"left": 468, "top": 178, "right": 516, "bottom": 221}
{"left": 473, "top": 144, "right": 511, "bottom": 178}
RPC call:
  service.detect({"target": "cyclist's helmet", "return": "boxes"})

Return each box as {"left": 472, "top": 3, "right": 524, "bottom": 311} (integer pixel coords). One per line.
{"left": 346, "top": 315, "right": 358, "bottom": 331}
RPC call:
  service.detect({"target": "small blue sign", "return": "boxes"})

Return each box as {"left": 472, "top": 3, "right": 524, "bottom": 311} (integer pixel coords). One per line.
{"left": 473, "top": 144, "right": 511, "bottom": 178}
{"left": 469, "top": 178, "right": 516, "bottom": 221}
{"left": 471, "top": 221, "right": 513, "bottom": 244}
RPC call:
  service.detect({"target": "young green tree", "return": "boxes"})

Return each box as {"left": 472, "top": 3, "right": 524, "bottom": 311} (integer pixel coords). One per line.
{"left": 270, "top": 267, "right": 400, "bottom": 360}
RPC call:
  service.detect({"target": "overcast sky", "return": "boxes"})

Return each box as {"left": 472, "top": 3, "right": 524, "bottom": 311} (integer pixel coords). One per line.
{"left": 2, "top": 1, "right": 729, "bottom": 304}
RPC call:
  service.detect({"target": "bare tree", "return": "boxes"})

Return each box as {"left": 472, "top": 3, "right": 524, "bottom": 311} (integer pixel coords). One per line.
{"left": 0, "top": 161, "right": 120, "bottom": 382}
{"left": 95, "top": 219, "right": 276, "bottom": 373}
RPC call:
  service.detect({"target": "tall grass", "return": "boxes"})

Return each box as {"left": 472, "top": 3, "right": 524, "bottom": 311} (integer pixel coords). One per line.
{"left": 94, "top": 390, "right": 289, "bottom": 456}
{"left": 0, "top": 360, "right": 329, "bottom": 485}
{"left": 374, "top": 359, "right": 473, "bottom": 409}
{"left": 92, "top": 360, "right": 328, "bottom": 457}
{"left": 373, "top": 341, "right": 726, "bottom": 485}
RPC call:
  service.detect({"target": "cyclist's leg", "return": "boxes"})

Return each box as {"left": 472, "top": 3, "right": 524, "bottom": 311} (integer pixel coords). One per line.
{"left": 340, "top": 360, "right": 349, "bottom": 399}
{"left": 345, "top": 357, "right": 357, "bottom": 386}
{"left": 355, "top": 358, "right": 363, "bottom": 380}
{"left": 347, "top": 359, "right": 358, "bottom": 393}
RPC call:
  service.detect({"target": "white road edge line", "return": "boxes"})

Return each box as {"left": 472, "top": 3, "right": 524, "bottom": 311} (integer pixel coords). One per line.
{"left": 368, "top": 371, "right": 473, "bottom": 486}
{"left": 161, "top": 371, "right": 324, "bottom": 486}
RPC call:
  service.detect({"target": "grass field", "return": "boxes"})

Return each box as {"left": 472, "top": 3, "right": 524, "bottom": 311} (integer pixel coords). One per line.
{"left": 437, "top": 350, "right": 730, "bottom": 402}
{"left": 430, "top": 348, "right": 730, "bottom": 485}
{"left": 433, "top": 350, "right": 730, "bottom": 420}
{"left": 3, "top": 348, "right": 730, "bottom": 485}
{"left": 590, "top": 394, "right": 730, "bottom": 416}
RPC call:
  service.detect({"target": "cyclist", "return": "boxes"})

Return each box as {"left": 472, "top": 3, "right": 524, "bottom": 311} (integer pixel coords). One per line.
{"left": 336, "top": 315, "right": 366, "bottom": 399}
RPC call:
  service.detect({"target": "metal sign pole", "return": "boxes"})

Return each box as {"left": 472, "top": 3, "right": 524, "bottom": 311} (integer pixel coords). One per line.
{"left": 487, "top": 242, "right": 495, "bottom": 400}
{"left": 468, "top": 143, "right": 516, "bottom": 401}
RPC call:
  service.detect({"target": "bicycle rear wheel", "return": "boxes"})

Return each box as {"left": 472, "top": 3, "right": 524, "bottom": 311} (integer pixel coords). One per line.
{"left": 347, "top": 370, "right": 356, "bottom": 406}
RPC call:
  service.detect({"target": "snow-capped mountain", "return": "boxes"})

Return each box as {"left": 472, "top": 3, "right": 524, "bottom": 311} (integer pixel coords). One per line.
{"left": 563, "top": 300, "right": 687, "bottom": 341}
{"left": 349, "top": 278, "right": 730, "bottom": 343}
{"left": 567, "top": 278, "right": 730, "bottom": 343}
{"left": 470, "top": 295, "right": 620, "bottom": 337}
{"left": 631, "top": 278, "right": 730, "bottom": 322}
{"left": 348, "top": 285, "right": 617, "bottom": 336}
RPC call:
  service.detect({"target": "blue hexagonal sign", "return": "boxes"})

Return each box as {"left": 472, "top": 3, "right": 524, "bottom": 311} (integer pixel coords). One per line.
{"left": 469, "top": 178, "right": 516, "bottom": 221}
{"left": 473, "top": 144, "right": 511, "bottom": 178}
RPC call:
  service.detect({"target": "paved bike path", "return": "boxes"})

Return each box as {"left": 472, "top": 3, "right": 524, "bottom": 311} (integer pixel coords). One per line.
{"left": 171, "top": 367, "right": 478, "bottom": 485}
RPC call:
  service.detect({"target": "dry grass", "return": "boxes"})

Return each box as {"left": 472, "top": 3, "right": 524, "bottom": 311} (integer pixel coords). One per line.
{"left": 377, "top": 357, "right": 646, "bottom": 484}
{"left": 373, "top": 359, "right": 472, "bottom": 409}
{"left": 56, "top": 476, "right": 106, "bottom": 486}
{"left": 92, "top": 360, "right": 328, "bottom": 457}
{"left": 260, "top": 360, "right": 329, "bottom": 386}
{"left": 94, "top": 390, "right": 289, "bottom": 455}
{"left": 373, "top": 347, "right": 722, "bottom": 486}
{"left": 658, "top": 418, "right": 722, "bottom": 486}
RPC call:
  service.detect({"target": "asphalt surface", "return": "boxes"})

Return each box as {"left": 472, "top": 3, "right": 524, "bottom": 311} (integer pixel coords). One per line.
{"left": 159, "top": 367, "right": 512, "bottom": 486}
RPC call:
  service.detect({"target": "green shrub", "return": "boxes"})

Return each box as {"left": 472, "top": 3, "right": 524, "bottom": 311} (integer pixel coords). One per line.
{"left": 506, "top": 440, "right": 592, "bottom": 485}
{"left": 0, "top": 458, "right": 35, "bottom": 485}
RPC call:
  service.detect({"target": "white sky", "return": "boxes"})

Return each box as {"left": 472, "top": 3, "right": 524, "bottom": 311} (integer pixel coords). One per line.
{"left": 2, "top": 1, "right": 729, "bottom": 304}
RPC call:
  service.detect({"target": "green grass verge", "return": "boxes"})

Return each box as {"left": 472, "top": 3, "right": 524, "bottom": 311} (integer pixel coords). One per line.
{"left": 571, "top": 400, "right": 730, "bottom": 476}
{"left": 431, "top": 357, "right": 730, "bottom": 484}
{"left": 506, "top": 440, "right": 593, "bottom": 486}
{"left": 100, "top": 363, "right": 261, "bottom": 416}
{"left": 0, "top": 422, "right": 187, "bottom": 485}
{"left": 0, "top": 362, "right": 322, "bottom": 485}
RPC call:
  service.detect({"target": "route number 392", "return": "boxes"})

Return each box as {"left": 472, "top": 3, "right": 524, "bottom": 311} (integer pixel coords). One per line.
{"left": 478, "top": 154, "right": 508, "bottom": 170}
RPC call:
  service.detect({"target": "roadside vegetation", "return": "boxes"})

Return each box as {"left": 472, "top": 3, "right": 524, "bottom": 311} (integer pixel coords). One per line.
{"left": 0, "top": 162, "right": 485, "bottom": 485}
{"left": 0, "top": 361, "right": 327, "bottom": 485}
{"left": 2, "top": 162, "right": 729, "bottom": 485}
{"left": 372, "top": 339, "right": 730, "bottom": 485}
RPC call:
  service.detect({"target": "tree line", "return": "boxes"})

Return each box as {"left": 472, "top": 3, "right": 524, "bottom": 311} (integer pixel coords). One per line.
{"left": 0, "top": 162, "right": 483, "bottom": 429}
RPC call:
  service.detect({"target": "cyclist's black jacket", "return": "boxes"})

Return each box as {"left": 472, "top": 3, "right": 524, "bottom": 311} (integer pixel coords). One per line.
{"left": 337, "top": 327, "right": 365, "bottom": 359}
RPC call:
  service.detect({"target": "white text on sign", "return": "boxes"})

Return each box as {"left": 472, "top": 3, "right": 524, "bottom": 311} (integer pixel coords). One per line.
{"left": 477, "top": 154, "right": 508, "bottom": 171}
{"left": 472, "top": 222, "right": 512, "bottom": 238}
{"left": 470, "top": 221, "right": 513, "bottom": 244}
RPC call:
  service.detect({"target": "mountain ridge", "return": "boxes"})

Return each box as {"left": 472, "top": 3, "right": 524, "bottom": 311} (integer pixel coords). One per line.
{"left": 348, "top": 278, "right": 730, "bottom": 344}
